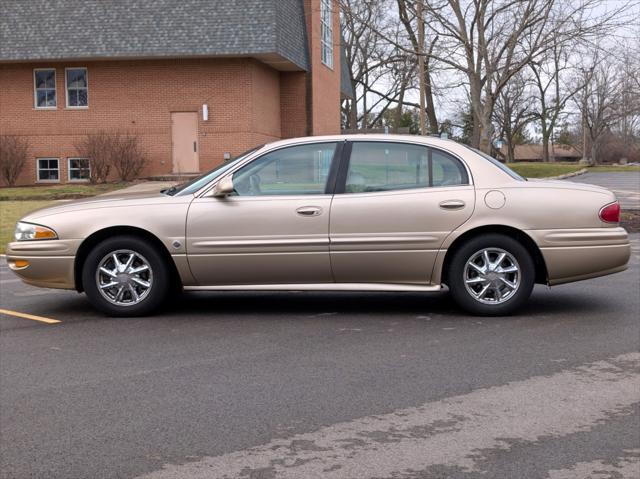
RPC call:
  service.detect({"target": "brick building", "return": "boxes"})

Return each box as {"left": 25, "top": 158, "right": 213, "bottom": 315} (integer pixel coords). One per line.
{"left": 0, "top": 0, "right": 352, "bottom": 186}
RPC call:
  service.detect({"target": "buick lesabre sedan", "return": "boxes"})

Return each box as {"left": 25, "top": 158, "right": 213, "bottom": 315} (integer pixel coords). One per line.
{"left": 6, "top": 135, "right": 631, "bottom": 316}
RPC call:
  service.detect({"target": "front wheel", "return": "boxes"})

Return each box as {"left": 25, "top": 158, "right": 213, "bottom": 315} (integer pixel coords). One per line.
{"left": 82, "top": 236, "right": 170, "bottom": 316}
{"left": 447, "top": 234, "right": 535, "bottom": 316}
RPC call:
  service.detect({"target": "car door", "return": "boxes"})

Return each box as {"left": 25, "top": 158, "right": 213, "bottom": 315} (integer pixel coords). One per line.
{"left": 186, "top": 142, "right": 340, "bottom": 285}
{"left": 329, "top": 141, "right": 475, "bottom": 284}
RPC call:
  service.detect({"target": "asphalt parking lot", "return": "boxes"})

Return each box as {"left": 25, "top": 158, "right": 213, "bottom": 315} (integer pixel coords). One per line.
{"left": 569, "top": 171, "right": 640, "bottom": 209}
{"left": 1, "top": 235, "right": 639, "bottom": 479}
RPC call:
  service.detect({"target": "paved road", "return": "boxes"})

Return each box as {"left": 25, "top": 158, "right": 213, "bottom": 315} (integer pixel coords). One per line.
{"left": 569, "top": 171, "right": 640, "bottom": 209}
{"left": 1, "top": 237, "right": 639, "bottom": 479}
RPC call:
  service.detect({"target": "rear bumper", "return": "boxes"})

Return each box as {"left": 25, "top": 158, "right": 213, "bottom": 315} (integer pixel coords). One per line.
{"left": 527, "top": 227, "right": 631, "bottom": 285}
{"left": 5, "top": 239, "right": 79, "bottom": 289}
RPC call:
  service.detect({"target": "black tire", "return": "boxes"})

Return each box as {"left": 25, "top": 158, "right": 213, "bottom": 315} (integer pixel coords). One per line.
{"left": 82, "top": 236, "right": 170, "bottom": 317}
{"left": 447, "top": 233, "right": 535, "bottom": 316}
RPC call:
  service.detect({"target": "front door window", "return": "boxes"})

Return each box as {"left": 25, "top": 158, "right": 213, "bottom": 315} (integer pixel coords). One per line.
{"left": 232, "top": 143, "right": 337, "bottom": 196}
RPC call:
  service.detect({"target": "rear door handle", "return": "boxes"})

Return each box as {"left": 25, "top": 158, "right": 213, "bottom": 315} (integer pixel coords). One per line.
{"left": 296, "top": 206, "right": 323, "bottom": 217}
{"left": 439, "top": 200, "right": 466, "bottom": 210}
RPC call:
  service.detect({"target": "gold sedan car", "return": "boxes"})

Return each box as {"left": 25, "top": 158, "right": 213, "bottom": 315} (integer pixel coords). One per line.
{"left": 6, "top": 135, "right": 630, "bottom": 316}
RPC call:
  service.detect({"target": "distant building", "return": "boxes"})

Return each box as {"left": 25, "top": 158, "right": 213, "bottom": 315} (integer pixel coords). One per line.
{"left": 499, "top": 144, "right": 582, "bottom": 162}
{"left": 0, "top": 0, "right": 353, "bottom": 185}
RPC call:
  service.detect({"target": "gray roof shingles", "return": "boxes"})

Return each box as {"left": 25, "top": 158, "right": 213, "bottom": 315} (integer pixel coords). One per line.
{"left": 0, "top": 0, "right": 310, "bottom": 70}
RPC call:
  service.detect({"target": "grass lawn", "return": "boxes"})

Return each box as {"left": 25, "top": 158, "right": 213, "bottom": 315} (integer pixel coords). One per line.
{"left": 506, "top": 163, "right": 584, "bottom": 178}
{"left": 507, "top": 163, "right": 640, "bottom": 178}
{"left": 0, "top": 201, "right": 54, "bottom": 253}
{"left": 0, "top": 182, "right": 129, "bottom": 201}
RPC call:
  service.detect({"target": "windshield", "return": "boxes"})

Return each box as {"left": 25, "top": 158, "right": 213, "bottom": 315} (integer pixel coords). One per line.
{"left": 465, "top": 146, "right": 525, "bottom": 181}
{"left": 165, "top": 146, "right": 263, "bottom": 196}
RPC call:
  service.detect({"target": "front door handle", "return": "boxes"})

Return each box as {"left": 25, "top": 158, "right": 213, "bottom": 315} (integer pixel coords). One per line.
{"left": 439, "top": 200, "right": 466, "bottom": 210}
{"left": 296, "top": 206, "right": 323, "bottom": 217}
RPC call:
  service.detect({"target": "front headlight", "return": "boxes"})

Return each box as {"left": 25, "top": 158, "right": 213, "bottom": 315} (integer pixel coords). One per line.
{"left": 14, "top": 222, "right": 58, "bottom": 241}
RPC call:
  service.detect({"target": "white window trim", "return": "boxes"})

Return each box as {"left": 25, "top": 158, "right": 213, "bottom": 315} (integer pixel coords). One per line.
{"left": 67, "top": 157, "right": 91, "bottom": 182}
{"left": 65, "top": 67, "right": 89, "bottom": 109}
{"left": 33, "top": 68, "right": 57, "bottom": 109}
{"left": 320, "top": 0, "right": 334, "bottom": 69}
{"left": 36, "top": 158, "right": 60, "bottom": 183}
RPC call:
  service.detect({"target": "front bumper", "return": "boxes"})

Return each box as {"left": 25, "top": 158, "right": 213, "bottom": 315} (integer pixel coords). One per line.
{"left": 5, "top": 239, "right": 80, "bottom": 290}
{"left": 526, "top": 227, "right": 631, "bottom": 285}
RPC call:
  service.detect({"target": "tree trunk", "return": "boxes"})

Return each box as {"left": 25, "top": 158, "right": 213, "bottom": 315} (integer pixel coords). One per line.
{"left": 591, "top": 140, "right": 598, "bottom": 165}
{"left": 468, "top": 74, "right": 483, "bottom": 149}
{"left": 348, "top": 97, "right": 357, "bottom": 130}
{"left": 541, "top": 134, "right": 550, "bottom": 163}
{"left": 424, "top": 67, "right": 438, "bottom": 134}
{"left": 508, "top": 140, "right": 515, "bottom": 163}
{"left": 478, "top": 108, "right": 494, "bottom": 153}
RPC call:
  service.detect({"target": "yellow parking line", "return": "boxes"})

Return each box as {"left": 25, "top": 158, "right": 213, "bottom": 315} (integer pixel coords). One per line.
{"left": 0, "top": 308, "right": 61, "bottom": 324}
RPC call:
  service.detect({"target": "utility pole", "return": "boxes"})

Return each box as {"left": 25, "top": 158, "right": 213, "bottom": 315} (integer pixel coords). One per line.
{"left": 417, "top": 0, "right": 426, "bottom": 135}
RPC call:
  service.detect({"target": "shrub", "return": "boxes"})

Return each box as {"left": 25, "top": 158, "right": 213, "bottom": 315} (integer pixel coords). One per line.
{"left": 112, "top": 132, "right": 147, "bottom": 182}
{"left": 75, "top": 131, "right": 147, "bottom": 183}
{"left": 75, "top": 131, "right": 114, "bottom": 184}
{"left": 0, "top": 136, "right": 29, "bottom": 186}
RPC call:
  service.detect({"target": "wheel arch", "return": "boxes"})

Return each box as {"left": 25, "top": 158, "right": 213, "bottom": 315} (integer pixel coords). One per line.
{"left": 74, "top": 226, "right": 182, "bottom": 292}
{"left": 441, "top": 225, "right": 548, "bottom": 286}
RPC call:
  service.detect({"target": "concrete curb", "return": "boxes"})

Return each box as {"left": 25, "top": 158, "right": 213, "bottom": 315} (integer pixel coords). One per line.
{"left": 540, "top": 168, "right": 588, "bottom": 180}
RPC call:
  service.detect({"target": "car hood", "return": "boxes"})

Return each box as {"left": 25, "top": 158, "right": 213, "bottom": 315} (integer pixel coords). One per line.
{"left": 22, "top": 192, "right": 191, "bottom": 222}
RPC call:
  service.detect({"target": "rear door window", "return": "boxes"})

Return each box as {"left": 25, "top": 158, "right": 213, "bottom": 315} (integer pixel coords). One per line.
{"left": 344, "top": 142, "right": 468, "bottom": 193}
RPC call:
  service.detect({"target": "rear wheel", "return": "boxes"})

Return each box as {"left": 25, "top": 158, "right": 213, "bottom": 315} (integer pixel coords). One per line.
{"left": 447, "top": 234, "right": 535, "bottom": 316}
{"left": 82, "top": 236, "right": 170, "bottom": 316}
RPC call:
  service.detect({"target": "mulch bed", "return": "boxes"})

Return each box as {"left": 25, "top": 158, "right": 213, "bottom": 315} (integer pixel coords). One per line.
{"left": 621, "top": 210, "right": 640, "bottom": 233}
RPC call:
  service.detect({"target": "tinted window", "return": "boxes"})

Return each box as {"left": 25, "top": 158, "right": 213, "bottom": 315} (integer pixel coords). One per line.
{"left": 467, "top": 146, "right": 525, "bottom": 181}
{"left": 232, "top": 143, "right": 337, "bottom": 196}
{"left": 170, "top": 147, "right": 261, "bottom": 196}
{"left": 345, "top": 142, "right": 468, "bottom": 193}
{"left": 431, "top": 149, "right": 469, "bottom": 186}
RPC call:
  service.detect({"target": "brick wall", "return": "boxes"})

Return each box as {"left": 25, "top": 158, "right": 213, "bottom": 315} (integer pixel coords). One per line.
{"left": 304, "top": 0, "right": 342, "bottom": 135}
{"left": 0, "top": 2, "right": 344, "bottom": 187}
{"left": 0, "top": 58, "right": 282, "bottom": 186}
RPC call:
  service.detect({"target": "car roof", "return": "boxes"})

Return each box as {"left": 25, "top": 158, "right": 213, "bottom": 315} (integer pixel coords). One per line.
{"left": 263, "top": 134, "right": 460, "bottom": 149}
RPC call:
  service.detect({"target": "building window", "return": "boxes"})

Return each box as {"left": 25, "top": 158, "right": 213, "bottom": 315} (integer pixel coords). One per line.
{"left": 68, "top": 158, "right": 91, "bottom": 181}
{"left": 37, "top": 158, "right": 59, "bottom": 182}
{"left": 34, "top": 69, "right": 56, "bottom": 108}
{"left": 66, "top": 68, "right": 88, "bottom": 108}
{"left": 320, "top": 0, "right": 334, "bottom": 68}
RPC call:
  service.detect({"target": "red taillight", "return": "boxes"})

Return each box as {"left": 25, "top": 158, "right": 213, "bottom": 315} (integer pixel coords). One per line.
{"left": 599, "top": 202, "right": 620, "bottom": 223}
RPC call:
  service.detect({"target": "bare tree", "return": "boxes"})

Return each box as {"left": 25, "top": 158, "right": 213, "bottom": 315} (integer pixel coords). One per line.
{"left": 341, "top": 0, "right": 405, "bottom": 129}
{"left": 0, "top": 136, "right": 29, "bottom": 186}
{"left": 397, "top": 0, "right": 439, "bottom": 133}
{"left": 343, "top": 0, "right": 633, "bottom": 151}
{"left": 493, "top": 74, "right": 535, "bottom": 163}
{"left": 617, "top": 42, "right": 640, "bottom": 161}
{"left": 530, "top": 42, "right": 586, "bottom": 162}
{"left": 574, "top": 61, "right": 621, "bottom": 164}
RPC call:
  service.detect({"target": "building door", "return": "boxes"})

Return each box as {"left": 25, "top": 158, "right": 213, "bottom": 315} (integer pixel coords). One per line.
{"left": 171, "top": 112, "right": 199, "bottom": 173}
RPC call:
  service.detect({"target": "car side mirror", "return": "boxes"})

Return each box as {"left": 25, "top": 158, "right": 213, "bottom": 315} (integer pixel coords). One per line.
{"left": 212, "top": 176, "right": 234, "bottom": 197}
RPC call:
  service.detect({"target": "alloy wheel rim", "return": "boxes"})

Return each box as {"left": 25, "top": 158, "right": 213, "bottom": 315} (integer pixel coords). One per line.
{"left": 463, "top": 248, "right": 520, "bottom": 305}
{"left": 95, "top": 249, "right": 153, "bottom": 306}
